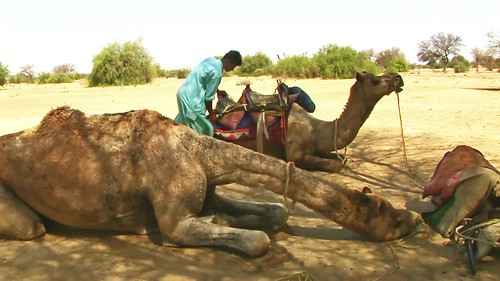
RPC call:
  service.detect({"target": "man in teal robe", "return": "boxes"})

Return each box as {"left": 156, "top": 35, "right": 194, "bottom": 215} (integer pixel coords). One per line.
{"left": 175, "top": 50, "right": 242, "bottom": 136}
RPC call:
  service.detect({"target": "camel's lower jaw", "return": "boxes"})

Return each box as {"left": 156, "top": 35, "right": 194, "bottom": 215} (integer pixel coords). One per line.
{"left": 396, "top": 88, "right": 404, "bottom": 93}
{"left": 368, "top": 212, "right": 425, "bottom": 241}
{"left": 393, "top": 214, "right": 427, "bottom": 241}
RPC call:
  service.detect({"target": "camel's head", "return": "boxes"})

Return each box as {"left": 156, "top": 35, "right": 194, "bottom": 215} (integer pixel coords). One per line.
{"left": 354, "top": 72, "right": 404, "bottom": 98}
{"left": 358, "top": 187, "right": 423, "bottom": 241}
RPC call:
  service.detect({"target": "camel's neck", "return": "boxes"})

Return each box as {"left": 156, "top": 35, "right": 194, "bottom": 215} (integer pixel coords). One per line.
{"left": 200, "top": 140, "right": 373, "bottom": 236}
{"left": 325, "top": 87, "right": 383, "bottom": 150}
{"left": 286, "top": 168, "right": 372, "bottom": 235}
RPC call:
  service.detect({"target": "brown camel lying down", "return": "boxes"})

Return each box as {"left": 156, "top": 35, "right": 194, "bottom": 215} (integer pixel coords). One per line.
{"left": 0, "top": 107, "right": 422, "bottom": 256}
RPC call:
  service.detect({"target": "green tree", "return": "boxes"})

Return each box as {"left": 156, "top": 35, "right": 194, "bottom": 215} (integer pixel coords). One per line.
{"left": 448, "top": 55, "right": 470, "bottom": 73}
{"left": 417, "top": 32, "right": 464, "bottom": 72}
{"left": 0, "top": 62, "right": 9, "bottom": 87}
{"left": 88, "top": 39, "right": 156, "bottom": 87}
{"left": 374, "top": 48, "right": 409, "bottom": 72}
{"left": 311, "top": 45, "right": 379, "bottom": 79}
{"left": 385, "top": 56, "right": 410, "bottom": 73}
{"left": 236, "top": 51, "right": 273, "bottom": 76}
{"left": 153, "top": 63, "right": 167, "bottom": 78}
{"left": 273, "top": 54, "right": 313, "bottom": 78}
{"left": 36, "top": 72, "right": 51, "bottom": 84}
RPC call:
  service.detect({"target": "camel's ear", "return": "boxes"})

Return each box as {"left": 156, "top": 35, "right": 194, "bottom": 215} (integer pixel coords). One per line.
{"left": 362, "top": 186, "right": 373, "bottom": 194}
{"left": 355, "top": 72, "right": 362, "bottom": 81}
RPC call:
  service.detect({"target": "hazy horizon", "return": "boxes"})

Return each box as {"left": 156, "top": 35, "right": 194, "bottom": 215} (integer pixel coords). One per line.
{"left": 1, "top": 0, "right": 498, "bottom": 74}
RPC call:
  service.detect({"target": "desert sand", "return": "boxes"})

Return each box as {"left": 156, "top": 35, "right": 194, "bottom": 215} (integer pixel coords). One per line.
{"left": 0, "top": 70, "right": 499, "bottom": 280}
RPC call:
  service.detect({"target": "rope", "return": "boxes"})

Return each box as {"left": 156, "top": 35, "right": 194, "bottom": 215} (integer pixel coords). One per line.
{"left": 374, "top": 223, "right": 431, "bottom": 280}
{"left": 283, "top": 161, "right": 296, "bottom": 211}
{"left": 394, "top": 223, "right": 432, "bottom": 249}
{"left": 372, "top": 242, "right": 399, "bottom": 281}
{"left": 333, "top": 118, "right": 348, "bottom": 165}
{"left": 454, "top": 218, "right": 500, "bottom": 247}
{"left": 396, "top": 92, "right": 423, "bottom": 188}
{"left": 256, "top": 112, "right": 269, "bottom": 153}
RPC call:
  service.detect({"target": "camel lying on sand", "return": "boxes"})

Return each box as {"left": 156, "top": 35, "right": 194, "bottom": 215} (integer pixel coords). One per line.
{"left": 0, "top": 107, "right": 422, "bottom": 256}
{"left": 215, "top": 72, "right": 404, "bottom": 173}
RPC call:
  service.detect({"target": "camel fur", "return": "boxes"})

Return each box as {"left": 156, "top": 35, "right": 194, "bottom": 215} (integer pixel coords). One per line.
{"left": 0, "top": 107, "right": 422, "bottom": 256}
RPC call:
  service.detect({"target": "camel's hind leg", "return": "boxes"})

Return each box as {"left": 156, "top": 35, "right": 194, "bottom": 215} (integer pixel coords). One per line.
{"left": 203, "top": 185, "right": 289, "bottom": 230}
{"left": 0, "top": 181, "right": 46, "bottom": 240}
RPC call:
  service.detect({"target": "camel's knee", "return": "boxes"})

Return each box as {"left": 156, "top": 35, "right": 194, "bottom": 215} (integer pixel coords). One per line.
{"left": 264, "top": 203, "right": 289, "bottom": 229}
{"left": 0, "top": 183, "right": 46, "bottom": 240}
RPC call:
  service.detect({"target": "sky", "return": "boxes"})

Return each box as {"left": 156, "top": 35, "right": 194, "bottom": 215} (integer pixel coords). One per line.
{"left": 1, "top": 0, "right": 498, "bottom": 74}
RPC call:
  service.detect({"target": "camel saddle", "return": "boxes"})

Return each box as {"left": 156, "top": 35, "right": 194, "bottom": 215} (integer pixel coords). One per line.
{"left": 420, "top": 145, "right": 499, "bottom": 274}
{"left": 422, "top": 145, "right": 499, "bottom": 205}
{"left": 214, "top": 81, "right": 297, "bottom": 152}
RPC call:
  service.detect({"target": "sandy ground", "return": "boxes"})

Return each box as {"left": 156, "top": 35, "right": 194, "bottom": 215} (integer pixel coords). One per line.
{"left": 0, "top": 70, "right": 499, "bottom": 281}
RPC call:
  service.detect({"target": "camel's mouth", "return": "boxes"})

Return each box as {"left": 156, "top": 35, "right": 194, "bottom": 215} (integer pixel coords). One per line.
{"left": 394, "top": 76, "right": 404, "bottom": 93}
{"left": 383, "top": 73, "right": 404, "bottom": 94}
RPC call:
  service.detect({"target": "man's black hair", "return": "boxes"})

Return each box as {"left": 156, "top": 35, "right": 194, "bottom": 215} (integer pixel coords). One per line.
{"left": 223, "top": 50, "right": 242, "bottom": 66}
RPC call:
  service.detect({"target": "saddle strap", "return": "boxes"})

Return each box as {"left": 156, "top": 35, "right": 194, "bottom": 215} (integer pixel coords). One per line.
{"left": 256, "top": 112, "right": 270, "bottom": 153}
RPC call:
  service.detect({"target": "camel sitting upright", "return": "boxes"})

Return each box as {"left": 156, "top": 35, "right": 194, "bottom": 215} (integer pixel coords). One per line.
{"left": 0, "top": 107, "right": 422, "bottom": 257}
{"left": 215, "top": 72, "right": 404, "bottom": 173}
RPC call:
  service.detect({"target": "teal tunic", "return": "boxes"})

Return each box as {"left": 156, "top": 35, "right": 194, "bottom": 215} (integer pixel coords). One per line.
{"left": 174, "top": 57, "right": 222, "bottom": 136}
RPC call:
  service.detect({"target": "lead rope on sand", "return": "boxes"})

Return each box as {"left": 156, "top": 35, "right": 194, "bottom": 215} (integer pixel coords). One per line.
{"left": 372, "top": 242, "right": 399, "bottom": 281}
{"left": 396, "top": 92, "right": 423, "bottom": 188}
{"left": 373, "top": 224, "right": 432, "bottom": 280}
{"left": 371, "top": 95, "right": 435, "bottom": 281}
{"left": 283, "top": 162, "right": 296, "bottom": 212}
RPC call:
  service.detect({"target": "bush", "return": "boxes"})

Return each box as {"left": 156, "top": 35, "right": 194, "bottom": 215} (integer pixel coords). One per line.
{"left": 453, "top": 62, "right": 469, "bottom": 73}
{"left": 273, "top": 55, "right": 313, "bottom": 78}
{"left": 36, "top": 72, "right": 52, "bottom": 84}
{"left": 449, "top": 55, "right": 470, "bottom": 73}
{"left": 176, "top": 68, "right": 190, "bottom": 79}
{"left": 8, "top": 73, "right": 31, "bottom": 84}
{"left": 236, "top": 52, "right": 273, "bottom": 76}
{"left": 48, "top": 73, "right": 73, "bottom": 83}
{"left": 37, "top": 72, "right": 77, "bottom": 84}
{"left": 88, "top": 39, "right": 156, "bottom": 87}
{"left": 385, "top": 56, "right": 410, "bottom": 73}
{"left": 311, "top": 45, "right": 380, "bottom": 79}
{"left": 0, "top": 62, "right": 9, "bottom": 86}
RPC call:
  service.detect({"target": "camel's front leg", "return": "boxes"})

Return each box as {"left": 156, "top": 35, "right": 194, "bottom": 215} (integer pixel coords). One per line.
{"left": 149, "top": 181, "right": 270, "bottom": 257}
{"left": 206, "top": 191, "right": 289, "bottom": 230}
{"left": 293, "top": 154, "right": 343, "bottom": 173}
{"left": 286, "top": 133, "right": 344, "bottom": 173}
{"left": 0, "top": 181, "right": 46, "bottom": 240}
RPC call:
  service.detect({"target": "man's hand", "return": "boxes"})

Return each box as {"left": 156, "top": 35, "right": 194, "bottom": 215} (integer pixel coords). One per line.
{"left": 208, "top": 112, "right": 218, "bottom": 123}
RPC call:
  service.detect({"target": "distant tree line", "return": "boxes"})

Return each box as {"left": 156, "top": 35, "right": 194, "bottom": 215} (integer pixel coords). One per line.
{"left": 1, "top": 32, "right": 499, "bottom": 88}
